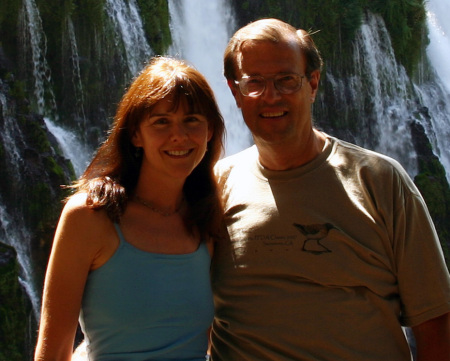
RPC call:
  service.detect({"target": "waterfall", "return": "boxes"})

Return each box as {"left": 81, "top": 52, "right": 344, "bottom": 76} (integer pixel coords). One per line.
{"left": 426, "top": 0, "right": 450, "bottom": 94}
{"left": 105, "top": 0, "right": 153, "bottom": 77}
{"left": 414, "top": 0, "right": 450, "bottom": 183}
{"left": 18, "top": 0, "right": 57, "bottom": 118}
{"left": 44, "top": 118, "right": 91, "bottom": 177}
{"left": 0, "top": 81, "right": 25, "bottom": 174}
{"left": 325, "top": 8, "right": 450, "bottom": 183}
{"left": 326, "top": 12, "right": 418, "bottom": 176}
{"left": 0, "top": 203, "right": 40, "bottom": 320}
{"left": 355, "top": 13, "right": 418, "bottom": 175}
{"left": 0, "top": 82, "right": 40, "bottom": 320}
{"left": 167, "top": 0, "right": 252, "bottom": 155}
{"left": 63, "top": 16, "right": 87, "bottom": 128}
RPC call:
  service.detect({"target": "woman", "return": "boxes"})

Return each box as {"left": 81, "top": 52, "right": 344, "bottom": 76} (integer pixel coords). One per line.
{"left": 34, "top": 56, "right": 225, "bottom": 361}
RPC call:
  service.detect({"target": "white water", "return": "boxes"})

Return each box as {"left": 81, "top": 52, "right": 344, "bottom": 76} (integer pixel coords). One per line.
{"left": 19, "top": 0, "right": 57, "bottom": 117}
{"left": 0, "top": 202, "right": 40, "bottom": 320}
{"left": 105, "top": 0, "right": 153, "bottom": 76}
{"left": 415, "top": 0, "right": 450, "bottom": 183}
{"left": 0, "top": 82, "right": 40, "bottom": 320}
{"left": 326, "top": 12, "right": 419, "bottom": 175}
{"left": 0, "top": 82, "right": 25, "bottom": 174}
{"left": 168, "top": 0, "right": 251, "bottom": 155}
{"left": 44, "top": 118, "right": 92, "bottom": 177}
{"left": 64, "top": 16, "right": 87, "bottom": 127}
{"left": 426, "top": 0, "right": 450, "bottom": 94}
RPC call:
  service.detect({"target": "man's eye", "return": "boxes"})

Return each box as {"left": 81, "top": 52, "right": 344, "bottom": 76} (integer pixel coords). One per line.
{"left": 278, "top": 75, "right": 296, "bottom": 83}
{"left": 246, "top": 78, "right": 264, "bottom": 85}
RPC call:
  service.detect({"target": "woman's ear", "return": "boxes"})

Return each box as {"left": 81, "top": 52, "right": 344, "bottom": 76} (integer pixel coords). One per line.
{"left": 131, "top": 130, "right": 143, "bottom": 147}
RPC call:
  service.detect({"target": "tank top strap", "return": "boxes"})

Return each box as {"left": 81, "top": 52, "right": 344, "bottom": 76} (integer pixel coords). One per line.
{"left": 113, "top": 223, "right": 126, "bottom": 245}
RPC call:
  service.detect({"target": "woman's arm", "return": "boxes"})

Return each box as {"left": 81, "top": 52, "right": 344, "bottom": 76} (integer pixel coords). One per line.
{"left": 412, "top": 312, "right": 450, "bottom": 361}
{"left": 34, "top": 194, "right": 111, "bottom": 361}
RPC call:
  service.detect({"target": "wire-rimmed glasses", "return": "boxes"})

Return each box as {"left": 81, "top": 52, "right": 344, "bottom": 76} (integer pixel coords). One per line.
{"left": 234, "top": 73, "right": 305, "bottom": 97}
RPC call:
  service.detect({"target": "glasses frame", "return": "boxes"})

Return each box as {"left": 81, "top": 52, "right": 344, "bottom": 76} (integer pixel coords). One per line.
{"left": 234, "top": 73, "right": 306, "bottom": 97}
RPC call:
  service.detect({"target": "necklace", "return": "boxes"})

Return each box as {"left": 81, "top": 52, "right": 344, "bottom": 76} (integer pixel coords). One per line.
{"left": 134, "top": 195, "right": 183, "bottom": 217}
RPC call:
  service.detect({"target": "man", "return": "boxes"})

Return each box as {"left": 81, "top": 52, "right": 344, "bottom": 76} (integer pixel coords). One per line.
{"left": 211, "top": 18, "right": 450, "bottom": 361}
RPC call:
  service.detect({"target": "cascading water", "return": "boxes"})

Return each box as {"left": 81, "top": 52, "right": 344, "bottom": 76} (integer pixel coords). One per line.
{"left": 325, "top": 8, "right": 450, "bottom": 183}
{"left": 63, "top": 16, "right": 87, "bottom": 128}
{"left": 5, "top": 0, "right": 88, "bottom": 322}
{"left": 45, "top": 0, "right": 154, "bottom": 177}
{"left": 105, "top": 0, "right": 153, "bottom": 77}
{"left": 326, "top": 12, "right": 419, "bottom": 176}
{"left": 18, "top": 0, "right": 57, "bottom": 118}
{"left": 0, "top": 81, "right": 25, "bottom": 172}
{"left": 44, "top": 118, "right": 91, "bottom": 177}
{"left": 426, "top": 0, "right": 450, "bottom": 94}
{"left": 167, "top": 0, "right": 251, "bottom": 155}
{"left": 0, "top": 81, "right": 41, "bottom": 320}
{"left": 414, "top": 0, "right": 450, "bottom": 183}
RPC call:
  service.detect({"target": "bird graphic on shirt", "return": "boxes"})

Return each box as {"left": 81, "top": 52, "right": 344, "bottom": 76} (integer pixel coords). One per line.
{"left": 293, "top": 222, "right": 334, "bottom": 254}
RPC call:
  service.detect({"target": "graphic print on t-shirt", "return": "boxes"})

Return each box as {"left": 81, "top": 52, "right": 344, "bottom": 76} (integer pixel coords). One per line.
{"left": 293, "top": 222, "right": 334, "bottom": 255}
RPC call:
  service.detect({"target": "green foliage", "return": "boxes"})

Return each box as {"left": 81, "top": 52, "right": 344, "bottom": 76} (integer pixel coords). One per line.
{"left": 27, "top": 182, "right": 54, "bottom": 228}
{"left": 19, "top": 116, "right": 52, "bottom": 154}
{"left": 366, "top": 0, "right": 426, "bottom": 74}
{"left": 231, "top": 0, "right": 426, "bottom": 75}
{"left": 230, "top": 0, "right": 364, "bottom": 65}
{"left": 72, "top": 0, "right": 106, "bottom": 31}
{"left": 136, "top": 0, "right": 172, "bottom": 54}
{"left": 415, "top": 160, "right": 450, "bottom": 269}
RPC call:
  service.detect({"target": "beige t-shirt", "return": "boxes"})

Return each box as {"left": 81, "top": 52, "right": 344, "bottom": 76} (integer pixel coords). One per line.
{"left": 211, "top": 136, "right": 450, "bottom": 361}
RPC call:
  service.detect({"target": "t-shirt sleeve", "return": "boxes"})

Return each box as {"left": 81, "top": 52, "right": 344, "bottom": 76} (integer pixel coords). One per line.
{"left": 392, "top": 168, "right": 450, "bottom": 327}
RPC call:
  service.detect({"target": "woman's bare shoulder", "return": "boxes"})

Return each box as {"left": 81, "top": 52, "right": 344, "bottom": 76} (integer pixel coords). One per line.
{"left": 54, "top": 192, "right": 119, "bottom": 269}
{"left": 61, "top": 192, "right": 109, "bottom": 226}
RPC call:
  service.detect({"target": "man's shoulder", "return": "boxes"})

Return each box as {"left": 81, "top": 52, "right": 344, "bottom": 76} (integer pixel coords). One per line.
{"left": 215, "top": 145, "right": 257, "bottom": 175}
{"left": 330, "top": 136, "right": 405, "bottom": 170}
{"left": 329, "top": 135, "right": 417, "bottom": 190}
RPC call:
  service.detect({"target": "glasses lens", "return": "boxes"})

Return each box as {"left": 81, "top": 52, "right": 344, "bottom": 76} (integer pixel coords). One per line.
{"left": 237, "top": 74, "right": 304, "bottom": 97}
{"left": 240, "top": 76, "right": 265, "bottom": 96}
{"left": 275, "top": 74, "right": 303, "bottom": 94}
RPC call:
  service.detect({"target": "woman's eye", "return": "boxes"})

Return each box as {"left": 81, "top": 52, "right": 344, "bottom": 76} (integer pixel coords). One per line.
{"left": 186, "top": 116, "right": 200, "bottom": 123}
{"left": 152, "top": 117, "right": 169, "bottom": 126}
{"left": 185, "top": 115, "right": 206, "bottom": 125}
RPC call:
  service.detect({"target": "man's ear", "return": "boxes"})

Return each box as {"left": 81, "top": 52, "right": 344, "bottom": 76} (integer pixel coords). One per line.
{"left": 227, "top": 79, "right": 242, "bottom": 108}
{"left": 308, "top": 70, "right": 321, "bottom": 102}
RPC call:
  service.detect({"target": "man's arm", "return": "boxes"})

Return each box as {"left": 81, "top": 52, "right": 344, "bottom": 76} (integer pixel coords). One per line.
{"left": 412, "top": 312, "right": 450, "bottom": 361}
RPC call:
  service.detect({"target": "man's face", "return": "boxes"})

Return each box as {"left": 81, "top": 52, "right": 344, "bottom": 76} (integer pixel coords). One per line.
{"left": 229, "top": 40, "right": 319, "bottom": 147}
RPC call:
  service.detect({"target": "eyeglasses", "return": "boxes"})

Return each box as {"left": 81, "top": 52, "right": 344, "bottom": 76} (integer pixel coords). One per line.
{"left": 234, "top": 73, "right": 306, "bottom": 97}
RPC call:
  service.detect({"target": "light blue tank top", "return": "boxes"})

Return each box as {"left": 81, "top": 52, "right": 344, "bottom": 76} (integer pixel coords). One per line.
{"left": 79, "top": 223, "right": 214, "bottom": 361}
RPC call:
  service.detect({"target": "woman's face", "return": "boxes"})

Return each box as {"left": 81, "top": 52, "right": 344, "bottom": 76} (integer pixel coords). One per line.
{"left": 132, "top": 95, "right": 212, "bottom": 183}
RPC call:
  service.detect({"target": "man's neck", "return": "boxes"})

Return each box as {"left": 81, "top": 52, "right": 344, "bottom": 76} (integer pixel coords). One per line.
{"left": 256, "top": 129, "right": 326, "bottom": 171}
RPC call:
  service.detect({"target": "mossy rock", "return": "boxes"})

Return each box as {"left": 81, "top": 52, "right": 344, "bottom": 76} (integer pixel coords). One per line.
{"left": 0, "top": 242, "right": 31, "bottom": 361}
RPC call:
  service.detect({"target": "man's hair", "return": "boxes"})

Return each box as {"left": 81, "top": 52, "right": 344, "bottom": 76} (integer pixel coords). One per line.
{"left": 224, "top": 18, "right": 323, "bottom": 80}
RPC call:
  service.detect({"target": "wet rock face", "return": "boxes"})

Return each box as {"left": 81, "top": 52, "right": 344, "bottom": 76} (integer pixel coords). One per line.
{"left": 0, "top": 47, "right": 74, "bottom": 357}
{"left": 0, "top": 48, "right": 73, "bottom": 267}
{"left": 410, "top": 119, "right": 450, "bottom": 267}
{"left": 0, "top": 242, "right": 34, "bottom": 361}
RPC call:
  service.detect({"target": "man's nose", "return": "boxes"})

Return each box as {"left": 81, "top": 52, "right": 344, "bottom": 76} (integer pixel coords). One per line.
{"left": 261, "top": 79, "right": 282, "bottom": 102}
